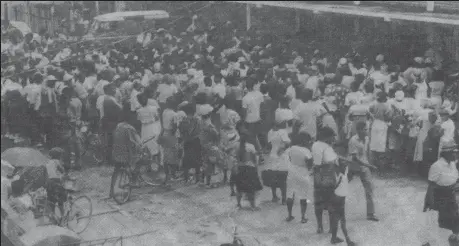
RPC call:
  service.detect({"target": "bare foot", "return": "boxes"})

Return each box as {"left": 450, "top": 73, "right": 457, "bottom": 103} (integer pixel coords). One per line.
{"left": 331, "top": 237, "right": 344, "bottom": 244}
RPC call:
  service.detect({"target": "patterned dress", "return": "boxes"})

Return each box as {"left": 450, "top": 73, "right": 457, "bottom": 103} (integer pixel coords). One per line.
{"left": 178, "top": 115, "right": 202, "bottom": 170}
{"left": 200, "top": 120, "right": 223, "bottom": 176}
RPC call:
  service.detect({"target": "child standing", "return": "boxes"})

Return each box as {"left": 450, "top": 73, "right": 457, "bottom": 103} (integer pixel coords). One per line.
{"left": 45, "top": 147, "right": 67, "bottom": 222}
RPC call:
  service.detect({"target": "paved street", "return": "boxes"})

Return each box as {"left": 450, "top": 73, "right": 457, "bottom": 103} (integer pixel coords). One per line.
{"left": 71, "top": 166, "right": 452, "bottom": 246}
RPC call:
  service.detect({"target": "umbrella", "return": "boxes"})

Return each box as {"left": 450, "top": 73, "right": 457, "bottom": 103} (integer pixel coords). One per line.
{"left": 1, "top": 147, "right": 49, "bottom": 168}
{"left": 20, "top": 225, "right": 81, "bottom": 246}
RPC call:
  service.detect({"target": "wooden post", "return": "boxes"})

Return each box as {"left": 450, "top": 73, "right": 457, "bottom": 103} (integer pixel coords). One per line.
{"left": 295, "top": 9, "right": 300, "bottom": 33}
{"left": 50, "top": 2, "right": 55, "bottom": 34}
{"left": 353, "top": 17, "right": 360, "bottom": 35}
{"left": 24, "top": 2, "right": 31, "bottom": 27}
{"left": 3, "top": 2, "right": 8, "bottom": 21}
{"left": 426, "top": 1, "right": 435, "bottom": 12}
{"left": 454, "top": 27, "right": 459, "bottom": 62}
{"left": 95, "top": 1, "right": 100, "bottom": 15}
{"left": 246, "top": 3, "right": 251, "bottom": 31}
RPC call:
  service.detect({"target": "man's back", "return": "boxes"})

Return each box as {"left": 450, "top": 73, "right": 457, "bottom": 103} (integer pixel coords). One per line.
{"left": 113, "top": 122, "right": 142, "bottom": 166}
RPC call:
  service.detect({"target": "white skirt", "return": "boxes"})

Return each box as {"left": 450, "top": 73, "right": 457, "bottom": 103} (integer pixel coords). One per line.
{"left": 141, "top": 121, "right": 161, "bottom": 156}
{"left": 370, "top": 119, "right": 388, "bottom": 152}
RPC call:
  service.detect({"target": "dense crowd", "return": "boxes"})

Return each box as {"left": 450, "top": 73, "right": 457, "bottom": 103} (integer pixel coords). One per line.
{"left": 1, "top": 13, "right": 459, "bottom": 246}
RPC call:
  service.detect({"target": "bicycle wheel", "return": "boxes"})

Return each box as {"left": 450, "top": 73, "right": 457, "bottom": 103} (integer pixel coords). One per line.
{"left": 89, "top": 134, "right": 104, "bottom": 164}
{"left": 138, "top": 161, "right": 163, "bottom": 186}
{"left": 112, "top": 169, "right": 132, "bottom": 205}
{"left": 67, "top": 195, "right": 92, "bottom": 234}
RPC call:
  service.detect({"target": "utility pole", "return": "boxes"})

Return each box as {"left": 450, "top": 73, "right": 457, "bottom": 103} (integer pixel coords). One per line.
{"left": 426, "top": 1, "right": 435, "bottom": 12}
{"left": 95, "top": 1, "right": 99, "bottom": 15}
{"left": 246, "top": 3, "right": 251, "bottom": 31}
{"left": 3, "top": 2, "right": 8, "bottom": 21}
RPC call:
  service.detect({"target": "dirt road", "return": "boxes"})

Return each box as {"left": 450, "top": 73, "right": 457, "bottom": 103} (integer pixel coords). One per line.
{"left": 71, "top": 166, "right": 451, "bottom": 246}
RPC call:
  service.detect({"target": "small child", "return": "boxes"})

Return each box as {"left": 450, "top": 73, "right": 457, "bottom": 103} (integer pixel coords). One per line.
{"left": 45, "top": 147, "right": 67, "bottom": 221}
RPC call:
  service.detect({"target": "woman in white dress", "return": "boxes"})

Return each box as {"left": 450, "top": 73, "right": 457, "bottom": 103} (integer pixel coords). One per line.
{"left": 413, "top": 70, "right": 430, "bottom": 101}
{"left": 368, "top": 92, "right": 393, "bottom": 171}
{"left": 136, "top": 93, "right": 161, "bottom": 159}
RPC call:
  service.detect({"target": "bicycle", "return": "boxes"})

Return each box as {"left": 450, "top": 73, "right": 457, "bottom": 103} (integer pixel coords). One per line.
{"left": 78, "top": 123, "right": 104, "bottom": 165}
{"left": 33, "top": 185, "right": 93, "bottom": 234}
{"left": 110, "top": 146, "right": 164, "bottom": 205}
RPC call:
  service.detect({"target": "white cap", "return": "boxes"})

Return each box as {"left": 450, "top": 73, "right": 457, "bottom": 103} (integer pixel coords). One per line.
{"left": 395, "top": 90, "right": 405, "bottom": 101}
{"left": 46, "top": 75, "right": 57, "bottom": 81}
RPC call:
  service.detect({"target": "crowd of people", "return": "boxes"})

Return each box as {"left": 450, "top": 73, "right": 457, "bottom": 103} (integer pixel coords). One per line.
{"left": 1, "top": 11, "right": 459, "bottom": 246}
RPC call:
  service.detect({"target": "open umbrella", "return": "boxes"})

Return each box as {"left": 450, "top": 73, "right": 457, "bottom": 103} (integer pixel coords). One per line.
{"left": 20, "top": 225, "right": 81, "bottom": 246}
{"left": 1, "top": 147, "right": 49, "bottom": 168}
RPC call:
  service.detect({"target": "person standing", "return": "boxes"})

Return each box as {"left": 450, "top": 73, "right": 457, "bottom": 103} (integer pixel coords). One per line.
{"left": 311, "top": 127, "right": 339, "bottom": 234}
{"left": 178, "top": 102, "right": 202, "bottom": 183}
{"left": 136, "top": 92, "right": 161, "bottom": 162}
{"left": 293, "top": 88, "right": 327, "bottom": 141}
{"left": 110, "top": 109, "right": 144, "bottom": 198}
{"left": 423, "top": 142, "right": 459, "bottom": 246}
{"left": 368, "top": 91, "right": 393, "bottom": 172}
{"left": 101, "top": 83, "right": 122, "bottom": 166}
{"left": 348, "top": 121, "right": 379, "bottom": 222}
{"left": 241, "top": 77, "right": 264, "bottom": 163}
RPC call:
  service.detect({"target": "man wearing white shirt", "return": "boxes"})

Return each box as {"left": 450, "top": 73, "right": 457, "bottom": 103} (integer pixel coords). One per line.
{"left": 242, "top": 78, "right": 264, "bottom": 156}
{"left": 348, "top": 121, "right": 378, "bottom": 222}
{"left": 293, "top": 88, "right": 327, "bottom": 140}
{"left": 212, "top": 73, "right": 226, "bottom": 99}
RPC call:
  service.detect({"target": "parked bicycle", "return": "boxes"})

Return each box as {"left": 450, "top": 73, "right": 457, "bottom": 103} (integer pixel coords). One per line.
{"left": 33, "top": 181, "right": 93, "bottom": 234}
{"left": 110, "top": 144, "right": 164, "bottom": 205}
{"left": 78, "top": 123, "right": 104, "bottom": 165}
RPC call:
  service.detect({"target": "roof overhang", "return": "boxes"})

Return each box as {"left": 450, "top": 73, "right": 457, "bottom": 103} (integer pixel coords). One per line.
{"left": 229, "top": 1, "right": 459, "bottom": 26}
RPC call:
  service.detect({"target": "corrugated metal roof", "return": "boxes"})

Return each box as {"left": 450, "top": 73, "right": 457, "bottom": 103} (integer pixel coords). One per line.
{"left": 231, "top": 1, "right": 459, "bottom": 25}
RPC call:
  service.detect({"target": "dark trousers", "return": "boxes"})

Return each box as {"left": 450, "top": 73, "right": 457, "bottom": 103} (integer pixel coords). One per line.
{"left": 27, "top": 107, "right": 41, "bottom": 144}
{"left": 40, "top": 115, "right": 54, "bottom": 148}
{"left": 102, "top": 130, "right": 114, "bottom": 165}
{"left": 60, "top": 133, "right": 81, "bottom": 170}
{"left": 328, "top": 194, "right": 351, "bottom": 241}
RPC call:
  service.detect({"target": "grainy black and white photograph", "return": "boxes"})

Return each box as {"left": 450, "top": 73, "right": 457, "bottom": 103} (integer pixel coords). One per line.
{"left": 1, "top": 1, "right": 458, "bottom": 246}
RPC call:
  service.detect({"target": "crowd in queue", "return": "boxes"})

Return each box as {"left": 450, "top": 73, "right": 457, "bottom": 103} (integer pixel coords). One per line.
{"left": 1, "top": 14, "right": 459, "bottom": 246}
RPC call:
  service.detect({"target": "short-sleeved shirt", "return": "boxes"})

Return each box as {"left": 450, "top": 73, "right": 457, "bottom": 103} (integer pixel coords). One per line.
{"left": 46, "top": 159, "right": 64, "bottom": 180}
{"left": 82, "top": 75, "right": 97, "bottom": 92}
{"left": 288, "top": 146, "right": 312, "bottom": 168}
{"left": 311, "top": 141, "right": 338, "bottom": 166}
{"left": 157, "top": 83, "right": 178, "bottom": 103}
{"left": 428, "top": 157, "right": 459, "bottom": 186}
{"left": 242, "top": 90, "right": 264, "bottom": 123}
{"left": 348, "top": 135, "right": 370, "bottom": 166}
{"left": 293, "top": 101, "right": 327, "bottom": 139}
